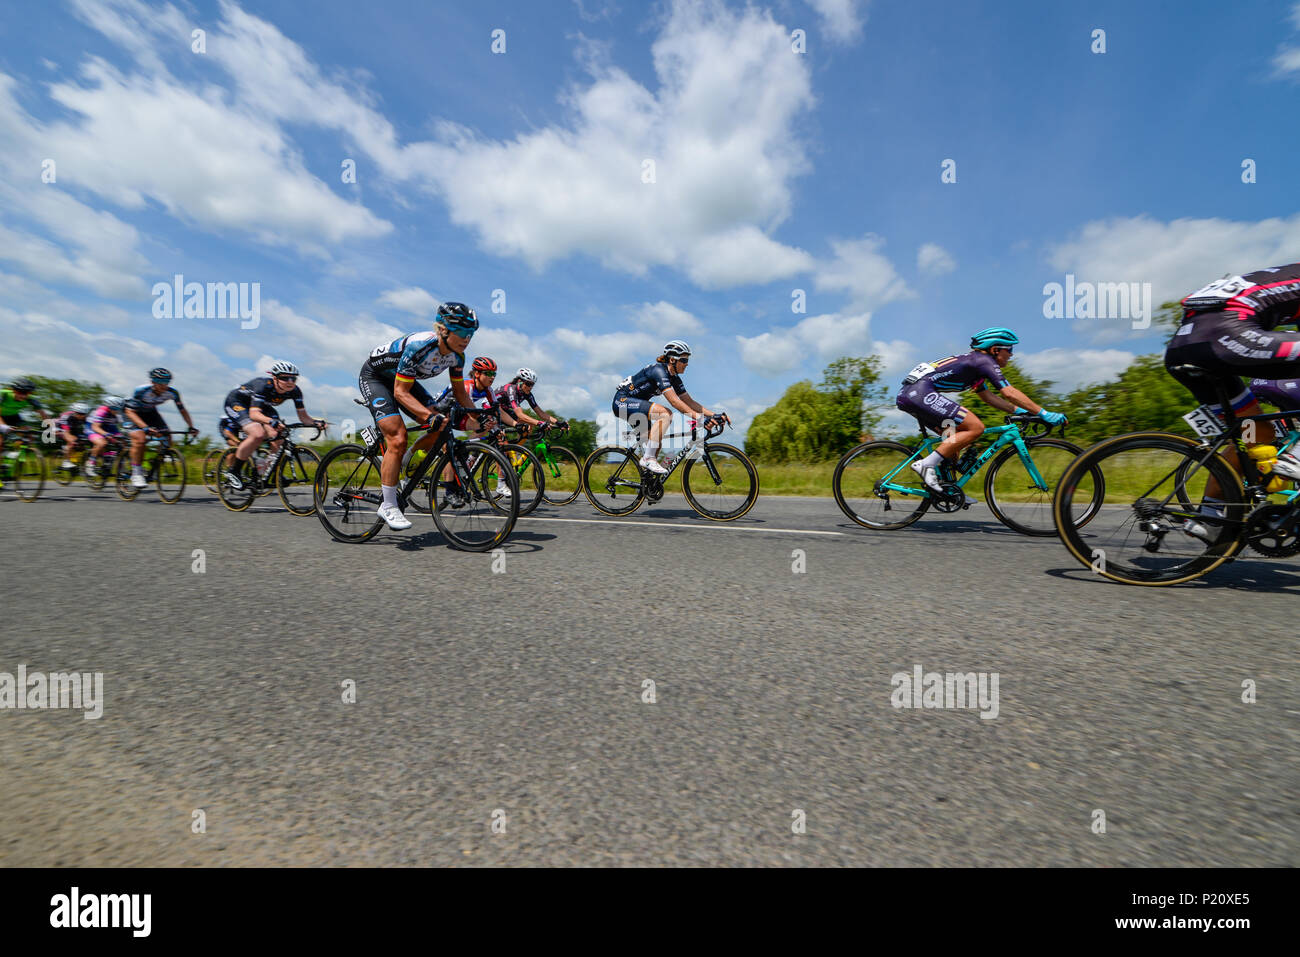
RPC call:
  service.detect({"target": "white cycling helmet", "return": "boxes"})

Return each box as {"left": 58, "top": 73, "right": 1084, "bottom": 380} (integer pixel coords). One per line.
{"left": 662, "top": 340, "right": 692, "bottom": 359}
{"left": 269, "top": 360, "right": 299, "bottom": 377}
{"left": 104, "top": 395, "right": 126, "bottom": 410}
{"left": 516, "top": 367, "right": 538, "bottom": 384}
{"left": 70, "top": 401, "right": 91, "bottom": 414}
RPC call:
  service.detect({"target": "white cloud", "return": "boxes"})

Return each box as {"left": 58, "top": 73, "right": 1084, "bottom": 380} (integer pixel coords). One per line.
{"left": 553, "top": 328, "right": 661, "bottom": 370}
{"left": 917, "top": 242, "right": 956, "bottom": 277}
{"left": 806, "top": 0, "right": 867, "bottom": 44}
{"left": 632, "top": 301, "right": 702, "bottom": 334}
{"left": 735, "top": 311, "right": 876, "bottom": 377}
{"left": 377, "top": 287, "right": 440, "bottom": 316}
{"left": 1275, "top": 2, "right": 1300, "bottom": 75}
{"left": 814, "top": 234, "right": 912, "bottom": 311}
{"left": 1015, "top": 348, "right": 1136, "bottom": 393}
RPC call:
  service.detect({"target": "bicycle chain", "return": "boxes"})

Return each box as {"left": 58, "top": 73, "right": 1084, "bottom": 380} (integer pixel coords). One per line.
{"left": 1243, "top": 503, "right": 1300, "bottom": 558}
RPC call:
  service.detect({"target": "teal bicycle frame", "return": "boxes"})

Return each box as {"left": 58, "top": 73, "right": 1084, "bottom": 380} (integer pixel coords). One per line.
{"left": 878, "top": 422, "right": 1047, "bottom": 499}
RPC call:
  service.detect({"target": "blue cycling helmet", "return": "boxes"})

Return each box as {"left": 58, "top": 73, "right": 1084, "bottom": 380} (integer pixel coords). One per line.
{"left": 437, "top": 302, "right": 479, "bottom": 337}
{"left": 149, "top": 366, "right": 173, "bottom": 383}
{"left": 970, "top": 327, "right": 1019, "bottom": 350}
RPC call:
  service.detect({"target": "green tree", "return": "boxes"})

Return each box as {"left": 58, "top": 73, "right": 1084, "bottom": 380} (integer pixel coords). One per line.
{"left": 26, "top": 376, "right": 106, "bottom": 415}
{"left": 962, "top": 362, "right": 1061, "bottom": 420}
{"left": 551, "top": 414, "right": 596, "bottom": 460}
{"left": 1058, "top": 354, "right": 1196, "bottom": 444}
{"left": 745, "top": 355, "right": 889, "bottom": 462}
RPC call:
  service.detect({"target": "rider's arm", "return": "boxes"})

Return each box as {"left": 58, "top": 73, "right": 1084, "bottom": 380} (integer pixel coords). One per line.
{"left": 447, "top": 378, "right": 483, "bottom": 430}
{"left": 992, "top": 385, "right": 1039, "bottom": 414}
{"left": 664, "top": 387, "right": 710, "bottom": 418}
{"left": 173, "top": 391, "right": 195, "bottom": 431}
{"left": 393, "top": 377, "right": 438, "bottom": 424}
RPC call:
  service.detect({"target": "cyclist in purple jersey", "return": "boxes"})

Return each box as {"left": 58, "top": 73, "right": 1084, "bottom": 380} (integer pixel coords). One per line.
{"left": 896, "top": 327, "right": 1067, "bottom": 493}
{"left": 495, "top": 368, "right": 566, "bottom": 433}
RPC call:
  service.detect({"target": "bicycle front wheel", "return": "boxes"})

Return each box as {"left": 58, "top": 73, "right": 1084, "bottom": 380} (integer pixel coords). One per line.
{"left": 682, "top": 443, "right": 758, "bottom": 521}
{"left": 484, "top": 443, "right": 544, "bottom": 517}
{"left": 54, "top": 450, "right": 80, "bottom": 486}
{"left": 582, "top": 446, "right": 645, "bottom": 516}
{"left": 540, "top": 445, "right": 583, "bottom": 505}
{"left": 114, "top": 451, "right": 140, "bottom": 501}
{"left": 431, "top": 440, "right": 518, "bottom": 550}
{"left": 313, "top": 443, "right": 385, "bottom": 542}
{"left": 984, "top": 437, "right": 1099, "bottom": 536}
{"left": 832, "top": 441, "right": 930, "bottom": 530}
{"left": 277, "top": 446, "right": 321, "bottom": 516}
{"left": 1054, "top": 431, "right": 1245, "bottom": 585}
{"left": 202, "top": 449, "right": 224, "bottom": 493}
{"left": 12, "top": 447, "right": 46, "bottom": 502}
{"left": 155, "top": 448, "right": 186, "bottom": 502}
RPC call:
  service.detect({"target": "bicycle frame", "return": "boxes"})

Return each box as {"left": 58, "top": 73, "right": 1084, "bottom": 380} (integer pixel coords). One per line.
{"left": 359, "top": 421, "right": 475, "bottom": 510}
{"left": 876, "top": 423, "right": 1044, "bottom": 499}
{"left": 607, "top": 422, "right": 724, "bottom": 493}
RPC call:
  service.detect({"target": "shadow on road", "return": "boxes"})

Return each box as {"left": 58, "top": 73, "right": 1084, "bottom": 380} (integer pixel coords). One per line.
{"left": 1043, "top": 557, "right": 1300, "bottom": 592}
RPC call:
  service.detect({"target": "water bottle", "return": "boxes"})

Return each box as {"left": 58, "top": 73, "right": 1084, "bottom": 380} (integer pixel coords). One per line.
{"left": 1248, "top": 445, "right": 1287, "bottom": 493}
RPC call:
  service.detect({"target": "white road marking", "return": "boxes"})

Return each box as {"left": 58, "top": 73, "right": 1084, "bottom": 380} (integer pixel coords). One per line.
{"left": 518, "top": 515, "right": 845, "bottom": 536}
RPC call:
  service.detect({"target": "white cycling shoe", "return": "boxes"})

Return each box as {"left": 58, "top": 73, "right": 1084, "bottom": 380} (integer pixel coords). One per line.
{"left": 1272, "top": 453, "right": 1300, "bottom": 481}
{"left": 495, "top": 483, "right": 513, "bottom": 498}
{"left": 377, "top": 504, "right": 412, "bottom": 530}
{"left": 130, "top": 472, "right": 147, "bottom": 489}
{"left": 639, "top": 455, "right": 668, "bottom": 475}
{"left": 910, "top": 460, "right": 943, "bottom": 492}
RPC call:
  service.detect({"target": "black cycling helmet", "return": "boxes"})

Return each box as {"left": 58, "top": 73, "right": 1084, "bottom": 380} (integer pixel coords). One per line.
{"left": 437, "top": 302, "right": 479, "bottom": 337}
{"left": 9, "top": 376, "right": 35, "bottom": 392}
{"left": 149, "top": 367, "right": 173, "bottom": 383}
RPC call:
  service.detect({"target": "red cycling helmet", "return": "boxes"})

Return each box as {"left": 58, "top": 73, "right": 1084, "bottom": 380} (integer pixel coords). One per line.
{"left": 471, "top": 356, "right": 498, "bottom": 374}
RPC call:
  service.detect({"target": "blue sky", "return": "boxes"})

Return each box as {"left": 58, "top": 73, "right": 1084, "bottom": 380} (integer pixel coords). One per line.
{"left": 2, "top": 0, "right": 1299, "bottom": 437}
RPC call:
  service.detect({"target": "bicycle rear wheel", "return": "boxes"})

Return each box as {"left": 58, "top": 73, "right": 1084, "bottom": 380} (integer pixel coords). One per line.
{"left": 277, "top": 446, "right": 321, "bottom": 516}
{"left": 1054, "top": 431, "right": 1245, "bottom": 585}
{"left": 483, "top": 443, "right": 544, "bottom": 516}
{"left": 54, "top": 449, "right": 81, "bottom": 486}
{"left": 155, "top": 448, "right": 186, "bottom": 502}
{"left": 114, "top": 450, "right": 140, "bottom": 501}
{"left": 12, "top": 447, "right": 46, "bottom": 502}
{"left": 582, "top": 446, "right": 645, "bottom": 516}
{"left": 832, "top": 441, "right": 930, "bottom": 529}
{"left": 313, "top": 443, "right": 385, "bottom": 542}
{"left": 84, "top": 452, "right": 109, "bottom": 490}
{"left": 682, "top": 443, "right": 758, "bottom": 521}
{"left": 216, "top": 449, "right": 256, "bottom": 511}
{"left": 202, "top": 449, "right": 224, "bottom": 493}
{"left": 431, "top": 441, "right": 518, "bottom": 550}
{"left": 540, "top": 444, "right": 583, "bottom": 505}
{"left": 985, "top": 437, "right": 1099, "bottom": 536}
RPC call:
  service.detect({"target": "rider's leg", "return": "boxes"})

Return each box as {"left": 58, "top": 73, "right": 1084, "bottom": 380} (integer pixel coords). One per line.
{"left": 644, "top": 404, "right": 673, "bottom": 461}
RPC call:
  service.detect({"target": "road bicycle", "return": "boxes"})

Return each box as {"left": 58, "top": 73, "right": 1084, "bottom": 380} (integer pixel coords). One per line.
{"left": 464, "top": 427, "right": 545, "bottom": 517}
{"left": 115, "top": 430, "right": 192, "bottom": 503}
{"left": 582, "top": 417, "right": 758, "bottom": 521}
{"left": 510, "top": 423, "right": 584, "bottom": 506}
{"left": 82, "top": 434, "right": 128, "bottom": 491}
{"left": 832, "top": 413, "right": 1103, "bottom": 535}
{"left": 216, "top": 423, "right": 323, "bottom": 515}
{"left": 1054, "top": 364, "right": 1300, "bottom": 585}
{"left": 52, "top": 437, "right": 91, "bottom": 486}
{"left": 0, "top": 428, "right": 47, "bottom": 501}
{"left": 312, "top": 401, "right": 518, "bottom": 549}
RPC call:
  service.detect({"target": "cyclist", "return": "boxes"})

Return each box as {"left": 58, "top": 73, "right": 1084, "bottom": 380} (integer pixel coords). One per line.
{"left": 1162, "top": 264, "right": 1300, "bottom": 524}
{"left": 431, "top": 355, "right": 511, "bottom": 497}
{"left": 896, "top": 328, "right": 1067, "bottom": 493}
{"left": 218, "top": 414, "right": 243, "bottom": 447}
{"left": 84, "top": 395, "right": 127, "bottom": 476}
{"left": 496, "top": 368, "right": 566, "bottom": 434}
{"left": 123, "top": 368, "right": 198, "bottom": 488}
{"left": 55, "top": 402, "right": 92, "bottom": 468}
{"left": 359, "top": 301, "right": 484, "bottom": 530}
{"left": 221, "top": 361, "right": 325, "bottom": 491}
{"left": 0, "top": 376, "right": 50, "bottom": 448}
{"left": 612, "top": 340, "right": 728, "bottom": 474}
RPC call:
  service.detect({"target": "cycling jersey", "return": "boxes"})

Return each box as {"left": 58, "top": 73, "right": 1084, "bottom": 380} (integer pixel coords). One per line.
{"left": 495, "top": 381, "right": 542, "bottom": 415}
{"left": 1165, "top": 263, "right": 1300, "bottom": 406}
{"left": 232, "top": 377, "right": 305, "bottom": 413}
{"left": 85, "top": 405, "right": 122, "bottom": 433}
{"left": 1249, "top": 378, "right": 1300, "bottom": 411}
{"left": 55, "top": 411, "right": 86, "bottom": 434}
{"left": 364, "top": 331, "right": 465, "bottom": 383}
{"left": 433, "top": 380, "right": 499, "bottom": 430}
{"left": 125, "top": 383, "right": 185, "bottom": 412}
{"left": 0, "top": 387, "right": 46, "bottom": 426}
{"left": 895, "top": 351, "right": 1010, "bottom": 432}
{"left": 614, "top": 362, "right": 685, "bottom": 401}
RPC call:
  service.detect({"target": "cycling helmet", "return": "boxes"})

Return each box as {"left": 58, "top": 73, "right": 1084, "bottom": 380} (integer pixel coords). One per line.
{"left": 269, "top": 360, "right": 299, "bottom": 377}
{"left": 9, "top": 376, "right": 35, "bottom": 392}
{"left": 471, "top": 356, "right": 498, "bottom": 374}
{"left": 662, "top": 340, "right": 692, "bottom": 359}
{"left": 437, "top": 302, "right": 479, "bottom": 337}
{"left": 515, "top": 367, "right": 537, "bottom": 384}
{"left": 969, "top": 327, "right": 1019, "bottom": 350}
{"left": 105, "top": 395, "right": 126, "bottom": 410}
{"left": 149, "top": 367, "right": 173, "bottom": 383}
{"left": 70, "top": 402, "right": 91, "bottom": 415}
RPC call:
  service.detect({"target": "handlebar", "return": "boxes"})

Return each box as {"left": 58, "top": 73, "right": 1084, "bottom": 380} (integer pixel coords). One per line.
{"left": 1003, "top": 413, "right": 1063, "bottom": 438}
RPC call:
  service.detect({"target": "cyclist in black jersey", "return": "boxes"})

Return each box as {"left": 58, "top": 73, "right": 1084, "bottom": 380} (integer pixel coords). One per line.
{"left": 612, "top": 340, "right": 728, "bottom": 474}
{"left": 221, "top": 360, "right": 325, "bottom": 490}
{"left": 1164, "top": 263, "right": 1300, "bottom": 491}
{"left": 896, "top": 327, "right": 1066, "bottom": 493}
{"left": 123, "top": 367, "right": 198, "bottom": 487}
{"left": 496, "top": 368, "right": 565, "bottom": 433}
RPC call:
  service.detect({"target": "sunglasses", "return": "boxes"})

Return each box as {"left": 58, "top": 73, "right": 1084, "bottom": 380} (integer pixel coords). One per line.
{"left": 994, "top": 347, "right": 1013, "bottom": 355}
{"left": 275, "top": 374, "right": 299, "bottom": 382}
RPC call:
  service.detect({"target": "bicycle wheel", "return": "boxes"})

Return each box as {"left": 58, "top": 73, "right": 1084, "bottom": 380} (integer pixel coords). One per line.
{"left": 1054, "top": 431, "right": 1245, "bottom": 585}
{"left": 202, "top": 449, "right": 225, "bottom": 493}
{"left": 431, "top": 440, "right": 518, "bottom": 550}
{"left": 215, "top": 449, "right": 256, "bottom": 512}
{"left": 277, "top": 446, "right": 321, "bottom": 516}
{"left": 832, "top": 441, "right": 930, "bottom": 529}
{"left": 313, "top": 443, "right": 385, "bottom": 542}
{"left": 154, "top": 448, "right": 186, "bottom": 502}
{"left": 114, "top": 449, "right": 140, "bottom": 501}
{"left": 582, "top": 446, "right": 645, "bottom": 516}
{"left": 54, "top": 449, "right": 81, "bottom": 486}
{"left": 402, "top": 446, "right": 433, "bottom": 514}
{"left": 483, "top": 443, "right": 544, "bottom": 517}
{"left": 984, "top": 437, "right": 1101, "bottom": 536}
{"left": 541, "top": 445, "right": 583, "bottom": 505}
{"left": 12, "top": 447, "right": 46, "bottom": 502}
{"left": 84, "top": 452, "right": 109, "bottom": 490}
{"left": 682, "top": 442, "right": 759, "bottom": 521}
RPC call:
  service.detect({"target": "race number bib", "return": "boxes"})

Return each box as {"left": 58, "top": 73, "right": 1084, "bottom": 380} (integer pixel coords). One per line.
{"left": 903, "top": 362, "right": 936, "bottom": 385}
{"left": 1182, "top": 405, "right": 1225, "bottom": 438}
{"left": 1183, "top": 275, "right": 1252, "bottom": 307}
{"left": 618, "top": 376, "right": 634, "bottom": 391}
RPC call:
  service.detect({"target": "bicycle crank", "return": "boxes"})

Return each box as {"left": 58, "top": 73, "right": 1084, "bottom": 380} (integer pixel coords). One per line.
{"left": 1244, "top": 503, "right": 1300, "bottom": 558}
{"left": 929, "top": 482, "right": 967, "bottom": 513}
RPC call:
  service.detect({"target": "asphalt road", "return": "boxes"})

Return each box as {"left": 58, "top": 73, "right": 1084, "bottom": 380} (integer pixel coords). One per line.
{"left": 1, "top": 484, "right": 1296, "bottom": 866}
